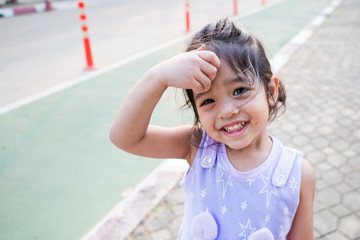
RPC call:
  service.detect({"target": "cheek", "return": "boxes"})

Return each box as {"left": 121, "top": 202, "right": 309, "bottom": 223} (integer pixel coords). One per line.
{"left": 244, "top": 95, "right": 270, "bottom": 120}
{"left": 198, "top": 110, "right": 214, "bottom": 128}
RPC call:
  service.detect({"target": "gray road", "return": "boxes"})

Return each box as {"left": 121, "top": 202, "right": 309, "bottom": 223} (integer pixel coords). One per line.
{"left": 0, "top": 0, "right": 274, "bottom": 108}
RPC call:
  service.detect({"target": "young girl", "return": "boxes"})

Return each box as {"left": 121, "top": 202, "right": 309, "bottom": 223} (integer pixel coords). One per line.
{"left": 110, "top": 18, "right": 315, "bottom": 240}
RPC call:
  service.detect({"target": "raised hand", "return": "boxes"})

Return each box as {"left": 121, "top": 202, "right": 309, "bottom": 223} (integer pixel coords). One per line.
{"left": 150, "top": 46, "right": 220, "bottom": 93}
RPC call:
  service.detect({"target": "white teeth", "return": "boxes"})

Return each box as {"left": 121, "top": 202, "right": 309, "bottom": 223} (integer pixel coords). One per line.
{"left": 224, "top": 122, "right": 246, "bottom": 132}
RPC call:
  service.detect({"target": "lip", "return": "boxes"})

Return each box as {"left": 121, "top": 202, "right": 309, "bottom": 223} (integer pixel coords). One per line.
{"left": 220, "top": 121, "right": 248, "bottom": 137}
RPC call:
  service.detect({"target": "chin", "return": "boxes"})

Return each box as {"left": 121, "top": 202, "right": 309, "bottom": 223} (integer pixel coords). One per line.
{"left": 225, "top": 142, "right": 249, "bottom": 151}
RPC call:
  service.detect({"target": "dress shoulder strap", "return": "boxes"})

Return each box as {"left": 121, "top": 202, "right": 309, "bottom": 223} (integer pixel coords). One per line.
{"left": 195, "top": 131, "right": 220, "bottom": 169}
{"left": 272, "top": 143, "right": 303, "bottom": 187}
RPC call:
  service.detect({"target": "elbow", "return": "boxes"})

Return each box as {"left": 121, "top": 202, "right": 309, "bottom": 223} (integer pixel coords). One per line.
{"left": 109, "top": 126, "right": 125, "bottom": 150}
{"left": 109, "top": 125, "right": 136, "bottom": 153}
{"left": 109, "top": 127, "right": 118, "bottom": 146}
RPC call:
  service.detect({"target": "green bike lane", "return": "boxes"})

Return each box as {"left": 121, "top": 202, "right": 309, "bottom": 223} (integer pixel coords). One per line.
{"left": 0, "top": 0, "right": 332, "bottom": 239}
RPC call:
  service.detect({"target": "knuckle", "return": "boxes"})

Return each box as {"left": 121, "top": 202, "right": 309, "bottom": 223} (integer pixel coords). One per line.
{"left": 204, "top": 83, "right": 211, "bottom": 91}
{"left": 196, "top": 82, "right": 205, "bottom": 92}
{"left": 209, "top": 67, "right": 218, "bottom": 80}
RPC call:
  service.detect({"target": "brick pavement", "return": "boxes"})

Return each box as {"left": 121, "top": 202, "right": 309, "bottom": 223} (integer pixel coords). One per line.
{"left": 125, "top": 0, "right": 360, "bottom": 239}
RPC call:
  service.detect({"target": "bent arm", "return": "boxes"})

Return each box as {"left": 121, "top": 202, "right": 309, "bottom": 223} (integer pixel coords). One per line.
{"left": 109, "top": 69, "right": 191, "bottom": 160}
{"left": 109, "top": 50, "right": 220, "bottom": 161}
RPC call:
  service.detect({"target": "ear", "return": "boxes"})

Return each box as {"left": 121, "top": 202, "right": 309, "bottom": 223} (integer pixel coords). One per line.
{"left": 268, "top": 77, "right": 280, "bottom": 107}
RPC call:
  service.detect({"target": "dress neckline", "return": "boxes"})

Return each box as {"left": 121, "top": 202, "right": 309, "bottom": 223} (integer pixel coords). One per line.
{"left": 218, "top": 136, "right": 281, "bottom": 179}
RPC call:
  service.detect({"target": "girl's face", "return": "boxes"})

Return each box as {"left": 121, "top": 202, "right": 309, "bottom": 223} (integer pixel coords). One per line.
{"left": 194, "top": 62, "right": 273, "bottom": 151}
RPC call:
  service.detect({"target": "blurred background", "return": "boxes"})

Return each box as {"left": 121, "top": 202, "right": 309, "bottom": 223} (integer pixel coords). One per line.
{"left": 2, "top": 0, "right": 358, "bottom": 239}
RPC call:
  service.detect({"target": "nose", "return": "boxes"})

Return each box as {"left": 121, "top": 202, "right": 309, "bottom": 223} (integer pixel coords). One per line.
{"left": 217, "top": 102, "right": 240, "bottom": 119}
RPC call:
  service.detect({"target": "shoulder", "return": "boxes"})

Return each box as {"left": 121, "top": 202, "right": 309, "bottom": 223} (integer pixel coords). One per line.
{"left": 286, "top": 158, "right": 315, "bottom": 239}
{"left": 187, "top": 126, "right": 204, "bottom": 166}
{"left": 300, "top": 158, "right": 316, "bottom": 197}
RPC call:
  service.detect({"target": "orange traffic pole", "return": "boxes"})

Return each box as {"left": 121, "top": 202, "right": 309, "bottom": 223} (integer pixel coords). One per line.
{"left": 185, "top": 0, "right": 191, "bottom": 32}
{"left": 45, "top": 0, "right": 53, "bottom": 11}
{"left": 233, "top": 0, "right": 238, "bottom": 16}
{"left": 78, "top": 1, "right": 96, "bottom": 70}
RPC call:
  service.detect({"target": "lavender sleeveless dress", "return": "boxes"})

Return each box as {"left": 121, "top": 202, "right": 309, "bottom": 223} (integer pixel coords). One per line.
{"left": 178, "top": 132, "right": 302, "bottom": 240}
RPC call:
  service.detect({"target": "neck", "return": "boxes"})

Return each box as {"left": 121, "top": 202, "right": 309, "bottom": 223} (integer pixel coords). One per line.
{"left": 226, "top": 132, "right": 272, "bottom": 172}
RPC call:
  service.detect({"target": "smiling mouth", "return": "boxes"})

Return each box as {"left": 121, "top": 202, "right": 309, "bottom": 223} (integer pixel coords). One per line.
{"left": 222, "top": 122, "right": 247, "bottom": 133}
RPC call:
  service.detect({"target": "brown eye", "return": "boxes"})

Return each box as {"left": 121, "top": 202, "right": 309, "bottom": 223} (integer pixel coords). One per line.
{"left": 201, "top": 99, "right": 215, "bottom": 106}
{"left": 233, "top": 88, "right": 248, "bottom": 96}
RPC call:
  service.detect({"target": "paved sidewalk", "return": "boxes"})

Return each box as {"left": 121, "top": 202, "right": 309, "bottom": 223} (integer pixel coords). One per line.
{"left": 125, "top": 0, "right": 360, "bottom": 239}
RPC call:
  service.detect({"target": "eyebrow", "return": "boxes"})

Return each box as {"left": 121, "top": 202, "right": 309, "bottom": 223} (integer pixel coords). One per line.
{"left": 224, "top": 76, "right": 244, "bottom": 86}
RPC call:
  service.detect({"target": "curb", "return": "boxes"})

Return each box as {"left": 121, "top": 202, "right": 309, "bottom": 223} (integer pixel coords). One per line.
{"left": 80, "top": 160, "right": 188, "bottom": 240}
{"left": 0, "top": 2, "right": 50, "bottom": 18}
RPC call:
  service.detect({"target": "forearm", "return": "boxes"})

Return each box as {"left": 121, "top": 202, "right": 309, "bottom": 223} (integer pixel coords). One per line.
{"left": 109, "top": 67, "right": 167, "bottom": 151}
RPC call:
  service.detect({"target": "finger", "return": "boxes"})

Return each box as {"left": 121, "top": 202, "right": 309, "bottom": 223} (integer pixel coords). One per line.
{"left": 200, "top": 62, "right": 218, "bottom": 81}
{"left": 197, "top": 51, "right": 221, "bottom": 69}
{"left": 195, "top": 70, "right": 212, "bottom": 92}
{"left": 191, "top": 77, "right": 206, "bottom": 94}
